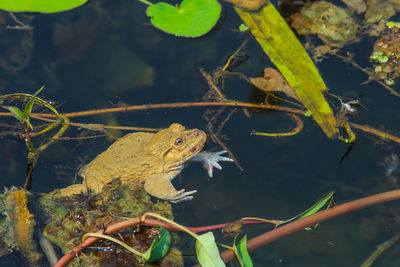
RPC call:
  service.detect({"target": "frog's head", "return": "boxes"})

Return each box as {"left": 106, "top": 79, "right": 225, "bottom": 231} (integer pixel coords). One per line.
{"left": 146, "top": 123, "right": 206, "bottom": 170}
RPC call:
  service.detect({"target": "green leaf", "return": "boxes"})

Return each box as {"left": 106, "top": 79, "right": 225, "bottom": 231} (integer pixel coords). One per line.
{"left": 5, "top": 106, "right": 26, "bottom": 123}
{"left": 143, "top": 225, "right": 171, "bottom": 262}
{"left": 0, "top": 0, "right": 87, "bottom": 13}
{"left": 146, "top": 0, "right": 221, "bottom": 37}
{"left": 234, "top": 3, "right": 339, "bottom": 138}
{"left": 276, "top": 191, "right": 335, "bottom": 228}
{"left": 239, "top": 24, "right": 249, "bottom": 32}
{"left": 234, "top": 235, "right": 253, "bottom": 267}
{"left": 195, "top": 232, "right": 225, "bottom": 267}
{"left": 24, "top": 86, "right": 44, "bottom": 117}
{"left": 304, "top": 110, "right": 313, "bottom": 117}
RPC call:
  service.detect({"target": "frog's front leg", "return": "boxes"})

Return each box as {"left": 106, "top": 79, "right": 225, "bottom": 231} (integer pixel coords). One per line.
{"left": 190, "top": 150, "right": 233, "bottom": 177}
{"left": 144, "top": 174, "right": 197, "bottom": 203}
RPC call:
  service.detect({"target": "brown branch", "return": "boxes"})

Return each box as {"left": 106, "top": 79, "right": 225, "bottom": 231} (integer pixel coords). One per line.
{"left": 336, "top": 54, "right": 400, "bottom": 98}
{"left": 350, "top": 122, "right": 400, "bottom": 143}
{"left": 218, "top": 189, "right": 400, "bottom": 263}
{"left": 2, "top": 101, "right": 400, "bottom": 144}
{"left": 12, "top": 101, "right": 304, "bottom": 118}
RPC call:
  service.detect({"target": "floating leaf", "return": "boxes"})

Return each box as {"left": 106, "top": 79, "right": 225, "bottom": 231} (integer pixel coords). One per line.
{"left": 0, "top": 0, "right": 87, "bottom": 13}
{"left": 234, "top": 235, "right": 253, "bottom": 267}
{"left": 195, "top": 232, "right": 225, "bottom": 267}
{"left": 144, "top": 225, "right": 171, "bottom": 262}
{"left": 146, "top": 0, "right": 221, "bottom": 37}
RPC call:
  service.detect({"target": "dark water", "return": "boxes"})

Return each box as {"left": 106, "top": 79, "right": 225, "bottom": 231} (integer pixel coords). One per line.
{"left": 0, "top": 0, "right": 400, "bottom": 266}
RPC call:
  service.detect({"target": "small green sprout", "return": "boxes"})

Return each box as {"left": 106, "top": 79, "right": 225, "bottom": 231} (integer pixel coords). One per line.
{"left": 304, "top": 110, "right": 313, "bottom": 117}
{"left": 374, "top": 65, "right": 382, "bottom": 72}
{"left": 378, "top": 55, "right": 389, "bottom": 63}
{"left": 386, "top": 21, "right": 400, "bottom": 29}
{"left": 369, "top": 51, "right": 383, "bottom": 61}
{"left": 386, "top": 21, "right": 395, "bottom": 28}
{"left": 239, "top": 23, "right": 249, "bottom": 32}
{"left": 370, "top": 51, "right": 389, "bottom": 63}
{"left": 385, "top": 78, "right": 395, "bottom": 86}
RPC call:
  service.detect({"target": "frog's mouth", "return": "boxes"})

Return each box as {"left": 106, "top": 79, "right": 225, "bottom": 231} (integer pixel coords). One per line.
{"left": 187, "top": 129, "right": 206, "bottom": 155}
{"left": 190, "top": 136, "right": 206, "bottom": 154}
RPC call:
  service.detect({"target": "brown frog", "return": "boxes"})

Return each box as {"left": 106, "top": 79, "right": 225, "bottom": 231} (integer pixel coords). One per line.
{"left": 58, "top": 123, "right": 232, "bottom": 203}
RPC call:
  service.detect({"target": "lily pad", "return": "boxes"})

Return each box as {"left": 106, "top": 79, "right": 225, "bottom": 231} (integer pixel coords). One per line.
{"left": 0, "top": 0, "right": 87, "bottom": 13}
{"left": 146, "top": 0, "right": 221, "bottom": 37}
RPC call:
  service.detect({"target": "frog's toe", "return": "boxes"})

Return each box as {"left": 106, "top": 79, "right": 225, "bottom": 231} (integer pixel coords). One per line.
{"left": 145, "top": 174, "right": 197, "bottom": 203}
{"left": 166, "top": 189, "right": 197, "bottom": 203}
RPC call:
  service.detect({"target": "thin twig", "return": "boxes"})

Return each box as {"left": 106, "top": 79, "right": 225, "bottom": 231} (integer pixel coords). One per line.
{"left": 216, "top": 108, "right": 236, "bottom": 135}
{"left": 360, "top": 232, "right": 400, "bottom": 267}
{"left": 336, "top": 53, "right": 400, "bottom": 98}
{"left": 6, "top": 13, "right": 33, "bottom": 30}
{"left": 251, "top": 114, "right": 304, "bottom": 137}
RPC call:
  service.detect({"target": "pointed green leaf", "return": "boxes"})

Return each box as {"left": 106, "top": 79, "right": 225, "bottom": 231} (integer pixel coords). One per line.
{"left": 195, "top": 232, "right": 225, "bottom": 267}
{"left": 24, "top": 86, "right": 44, "bottom": 117}
{"left": 276, "top": 191, "right": 335, "bottom": 228}
{"left": 0, "top": 0, "right": 87, "bottom": 13}
{"left": 234, "top": 235, "right": 253, "bottom": 267}
{"left": 146, "top": 0, "right": 221, "bottom": 37}
{"left": 5, "top": 106, "right": 26, "bottom": 123}
{"left": 234, "top": 3, "right": 339, "bottom": 138}
{"left": 143, "top": 225, "right": 171, "bottom": 262}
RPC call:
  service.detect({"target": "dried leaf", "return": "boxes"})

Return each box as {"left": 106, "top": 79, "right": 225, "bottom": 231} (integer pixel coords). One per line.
{"left": 221, "top": 219, "right": 243, "bottom": 237}
{"left": 250, "top": 68, "right": 301, "bottom": 102}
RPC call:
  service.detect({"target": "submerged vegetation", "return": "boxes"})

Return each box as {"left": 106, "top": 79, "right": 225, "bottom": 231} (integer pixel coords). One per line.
{"left": 0, "top": 0, "right": 400, "bottom": 266}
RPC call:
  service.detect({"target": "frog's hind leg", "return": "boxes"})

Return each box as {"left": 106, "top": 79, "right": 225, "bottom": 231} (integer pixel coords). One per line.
{"left": 144, "top": 174, "right": 197, "bottom": 203}
{"left": 56, "top": 184, "right": 88, "bottom": 197}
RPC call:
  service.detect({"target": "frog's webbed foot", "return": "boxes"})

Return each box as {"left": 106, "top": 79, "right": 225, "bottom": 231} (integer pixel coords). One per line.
{"left": 144, "top": 174, "right": 197, "bottom": 203}
{"left": 190, "top": 150, "right": 233, "bottom": 177}
{"left": 165, "top": 189, "right": 197, "bottom": 203}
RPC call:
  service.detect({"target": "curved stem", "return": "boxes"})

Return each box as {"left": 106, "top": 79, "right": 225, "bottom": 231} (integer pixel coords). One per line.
{"left": 251, "top": 113, "right": 303, "bottom": 137}
{"left": 82, "top": 233, "right": 145, "bottom": 258}
{"left": 36, "top": 115, "right": 69, "bottom": 153}
{"left": 141, "top": 212, "right": 199, "bottom": 239}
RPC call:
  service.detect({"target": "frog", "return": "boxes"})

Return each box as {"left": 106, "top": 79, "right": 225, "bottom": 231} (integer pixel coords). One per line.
{"left": 57, "top": 123, "right": 232, "bottom": 203}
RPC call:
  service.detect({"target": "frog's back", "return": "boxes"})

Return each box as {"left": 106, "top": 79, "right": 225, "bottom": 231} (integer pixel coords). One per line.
{"left": 81, "top": 131, "right": 159, "bottom": 191}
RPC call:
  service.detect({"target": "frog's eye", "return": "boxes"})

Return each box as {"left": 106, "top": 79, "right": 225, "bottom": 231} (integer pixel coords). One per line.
{"left": 174, "top": 138, "right": 184, "bottom": 146}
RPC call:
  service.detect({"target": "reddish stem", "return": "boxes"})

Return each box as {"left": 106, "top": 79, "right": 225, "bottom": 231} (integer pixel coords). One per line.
{"left": 54, "top": 190, "right": 400, "bottom": 267}
{"left": 53, "top": 218, "right": 263, "bottom": 267}
{"left": 219, "top": 189, "right": 400, "bottom": 262}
